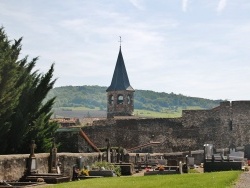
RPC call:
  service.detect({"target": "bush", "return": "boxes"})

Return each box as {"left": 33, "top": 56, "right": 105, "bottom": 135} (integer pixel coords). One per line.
{"left": 91, "top": 161, "right": 121, "bottom": 177}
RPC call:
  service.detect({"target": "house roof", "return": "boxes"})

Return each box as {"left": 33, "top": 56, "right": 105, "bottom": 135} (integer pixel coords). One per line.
{"left": 106, "top": 47, "right": 134, "bottom": 92}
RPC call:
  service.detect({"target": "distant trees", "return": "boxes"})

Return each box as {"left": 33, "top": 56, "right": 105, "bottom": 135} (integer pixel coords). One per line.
{"left": 0, "top": 27, "right": 58, "bottom": 154}
{"left": 46, "top": 86, "right": 222, "bottom": 112}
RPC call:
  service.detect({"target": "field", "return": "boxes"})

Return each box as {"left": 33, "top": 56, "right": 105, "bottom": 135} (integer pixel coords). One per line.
{"left": 134, "top": 109, "right": 182, "bottom": 118}
{"left": 46, "top": 171, "right": 241, "bottom": 188}
{"left": 53, "top": 106, "right": 203, "bottom": 119}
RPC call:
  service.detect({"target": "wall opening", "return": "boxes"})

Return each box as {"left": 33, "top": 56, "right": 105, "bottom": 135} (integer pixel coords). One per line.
{"left": 127, "top": 95, "right": 131, "bottom": 104}
{"left": 117, "top": 94, "right": 124, "bottom": 104}
{"left": 109, "top": 95, "right": 114, "bottom": 105}
{"left": 229, "top": 120, "right": 233, "bottom": 131}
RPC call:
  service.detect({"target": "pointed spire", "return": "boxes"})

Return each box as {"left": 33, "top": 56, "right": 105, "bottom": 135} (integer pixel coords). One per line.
{"left": 106, "top": 46, "right": 134, "bottom": 92}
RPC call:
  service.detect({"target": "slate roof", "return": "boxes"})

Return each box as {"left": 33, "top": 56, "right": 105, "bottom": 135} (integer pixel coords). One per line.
{"left": 106, "top": 47, "right": 134, "bottom": 92}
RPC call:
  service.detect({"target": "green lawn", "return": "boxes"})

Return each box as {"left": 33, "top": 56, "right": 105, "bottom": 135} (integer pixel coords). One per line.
{"left": 46, "top": 171, "right": 241, "bottom": 188}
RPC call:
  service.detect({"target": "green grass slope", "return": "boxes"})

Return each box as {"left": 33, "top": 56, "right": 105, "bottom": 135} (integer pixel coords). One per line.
{"left": 46, "top": 171, "right": 241, "bottom": 188}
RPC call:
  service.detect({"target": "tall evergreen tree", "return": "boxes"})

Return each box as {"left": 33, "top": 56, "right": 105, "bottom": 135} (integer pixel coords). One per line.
{"left": 0, "top": 27, "right": 58, "bottom": 154}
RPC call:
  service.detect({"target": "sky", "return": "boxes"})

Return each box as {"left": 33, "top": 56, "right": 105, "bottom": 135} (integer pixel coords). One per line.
{"left": 1, "top": 0, "right": 250, "bottom": 101}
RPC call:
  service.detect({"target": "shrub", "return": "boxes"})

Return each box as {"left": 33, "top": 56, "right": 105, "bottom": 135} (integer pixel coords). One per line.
{"left": 91, "top": 161, "right": 121, "bottom": 177}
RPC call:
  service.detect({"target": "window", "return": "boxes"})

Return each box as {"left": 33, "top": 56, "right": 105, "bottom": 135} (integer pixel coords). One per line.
{"left": 127, "top": 95, "right": 131, "bottom": 104}
{"left": 117, "top": 94, "right": 124, "bottom": 104}
{"left": 109, "top": 95, "right": 114, "bottom": 105}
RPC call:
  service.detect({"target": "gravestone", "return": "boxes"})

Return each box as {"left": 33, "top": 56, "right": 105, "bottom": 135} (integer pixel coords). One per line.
{"left": 204, "top": 144, "right": 214, "bottom": 161}
{"left": 49, "top": 138, "right": 58, "bottom": 173}
{"left": 135, "top": 153, "right": 140, "bottom": 164}
{"left": 98, "top": 152, "right": 102, "bottom": 162}
{"left": 111, "top": 149, "right": 117, "bottom": 163}
{"left": 117, "top": 147, "right": 124, "bottom": 162}
{"left": 21, "top": 140, "right": 70, "bottom": 184}
{"left": 105, "top": 138, "right": 111, "bottom": 163}
{"left": 117, "top": 149, "right": 121, "bottom": 163}
{"left": 244, "top": 144, "right": 250, "bottom": 160}
{"left": 78, "top": 156, "right": 84, "bottom": 170}
{"left": 28, "top": 140, "right": 37, "bottom": 174}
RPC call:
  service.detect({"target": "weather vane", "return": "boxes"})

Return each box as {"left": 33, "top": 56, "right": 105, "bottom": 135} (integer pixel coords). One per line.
{"left": 119, "top": 36, "right": 122, "bottom": 47}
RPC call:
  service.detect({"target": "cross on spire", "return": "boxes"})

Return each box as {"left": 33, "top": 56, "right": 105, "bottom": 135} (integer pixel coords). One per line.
{"left": 119, "top": 36, "right": 122, "bottom": 47}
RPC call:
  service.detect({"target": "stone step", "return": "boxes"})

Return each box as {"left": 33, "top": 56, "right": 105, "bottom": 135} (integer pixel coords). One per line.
{"left": 21, "top": 174, "right": 70, "bottom": 184}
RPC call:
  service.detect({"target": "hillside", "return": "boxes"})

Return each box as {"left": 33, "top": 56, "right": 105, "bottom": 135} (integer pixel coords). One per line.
{"left": 46, "top": 85, "right": 223, "bottom": 113}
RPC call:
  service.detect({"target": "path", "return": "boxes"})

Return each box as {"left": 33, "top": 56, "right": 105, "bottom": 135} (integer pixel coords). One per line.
{"left": 233, "top": 170, "right": 250, "bottom": 188}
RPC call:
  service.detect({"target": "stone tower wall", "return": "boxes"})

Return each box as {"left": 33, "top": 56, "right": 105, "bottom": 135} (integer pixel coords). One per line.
{"left": 107, "top": 90, "right": 134, "bottom": 118}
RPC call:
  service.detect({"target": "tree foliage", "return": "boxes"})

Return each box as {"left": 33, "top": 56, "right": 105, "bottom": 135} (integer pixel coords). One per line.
{"left": 0, "top": 27, "right": 58, "bottom": 154}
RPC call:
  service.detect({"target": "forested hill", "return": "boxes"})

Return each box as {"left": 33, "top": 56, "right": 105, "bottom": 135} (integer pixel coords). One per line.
{"left": 46, "top": 85, "right": 223, "bottom": 111}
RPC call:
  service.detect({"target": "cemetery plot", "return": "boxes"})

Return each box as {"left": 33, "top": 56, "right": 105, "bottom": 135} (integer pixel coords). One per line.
{"left": 203, "top": 144, "right": 246, "bottom": 172}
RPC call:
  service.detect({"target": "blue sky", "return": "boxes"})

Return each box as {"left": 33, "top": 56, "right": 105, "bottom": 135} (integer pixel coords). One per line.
{"left": 1, "top": 0, "right": 250, "bottom": 100}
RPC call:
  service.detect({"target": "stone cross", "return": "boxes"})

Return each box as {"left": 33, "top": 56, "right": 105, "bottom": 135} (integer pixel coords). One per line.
{"left": 28, "top": 140, "right": 37, "bottom": 174}
{"left": 119, "top": 36, "right": 122, "bottom": 47}
{"left": 29, "top": 140, "right": 36, "bottom": 158}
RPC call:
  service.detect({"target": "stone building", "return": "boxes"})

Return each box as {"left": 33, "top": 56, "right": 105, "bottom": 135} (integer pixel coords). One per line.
{"left": 55, "top": 46, "right": 250, "bottom": 153}
{"left": 106, "top": 46, "right": 135, "bottom": 118}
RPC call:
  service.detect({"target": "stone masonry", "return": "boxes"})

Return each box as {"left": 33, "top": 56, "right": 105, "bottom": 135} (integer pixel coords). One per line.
{"left": 79, "top": 101, "right": 250, "bottom": 153}
{"left": 55, "top": 101, "right": 250, "bottom": 153}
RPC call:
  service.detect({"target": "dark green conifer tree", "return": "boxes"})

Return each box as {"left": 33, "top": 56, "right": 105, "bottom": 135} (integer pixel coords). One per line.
{"left": 0, "top": 27, "right": 58, "bottom": 154}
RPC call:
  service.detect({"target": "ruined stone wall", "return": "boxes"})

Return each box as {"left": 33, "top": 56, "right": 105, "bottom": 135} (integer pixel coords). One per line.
{"left": 179, "top": 101, "right": 250, "bottom": 149}
{"left": 82, "top": 101, "right": 250, "bottom": 153}
{"left": 231, "top": 101, "right": 250, "bottom": 146}
{"left": 82, "top": 118, "right": 205, "bottom": 153}
{"left": 181, "top": 106, "right": 224, "bottom": 149}
{"left": 56, "top": 101, "right": 250, "bottom": 154}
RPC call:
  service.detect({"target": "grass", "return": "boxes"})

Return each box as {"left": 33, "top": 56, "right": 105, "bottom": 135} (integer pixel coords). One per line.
{"left": 54, "top": 106, "right": 100, "bottom": 111}
{"left": 134, "top": 109, "right": 181, "bottom": 118}
{"left": 134, "top": 106, "right": 203, "bottom": 118}
{"left": 46, "top": 171, "right": 241, "bottom": 188}
{"left": 53, "top": 106, "right": 204, "bottom": 118}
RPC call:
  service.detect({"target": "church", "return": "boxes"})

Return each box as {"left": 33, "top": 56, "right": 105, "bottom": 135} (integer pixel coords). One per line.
{"left": 56, "top": 44, "right": 250, "bottom": 154}
{"left": 106, "top": 45, "right": 135, "bottom": 118}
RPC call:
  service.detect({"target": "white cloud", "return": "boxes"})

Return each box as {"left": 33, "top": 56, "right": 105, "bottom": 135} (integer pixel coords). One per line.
{"left": 217, "top": 0, "right": 227, "bottom": 12}
{"left": 129, "top": 0, "right": 144, "bottom": 10}
{"left": 2, "top": 0, "right": 250, "bottom": 100}
{"left": 182, "top": 0, "right": 189, "bottom": 12}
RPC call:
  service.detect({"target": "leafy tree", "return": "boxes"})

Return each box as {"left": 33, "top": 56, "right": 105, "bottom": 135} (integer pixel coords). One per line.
{"left": 0, "top": 27, "right": 58, "bottom": 154}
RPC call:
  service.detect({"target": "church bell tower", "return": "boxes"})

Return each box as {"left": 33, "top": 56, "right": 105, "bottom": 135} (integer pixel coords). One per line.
{"left": 106, "top": 42, "right": 135, "bottom": 118}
